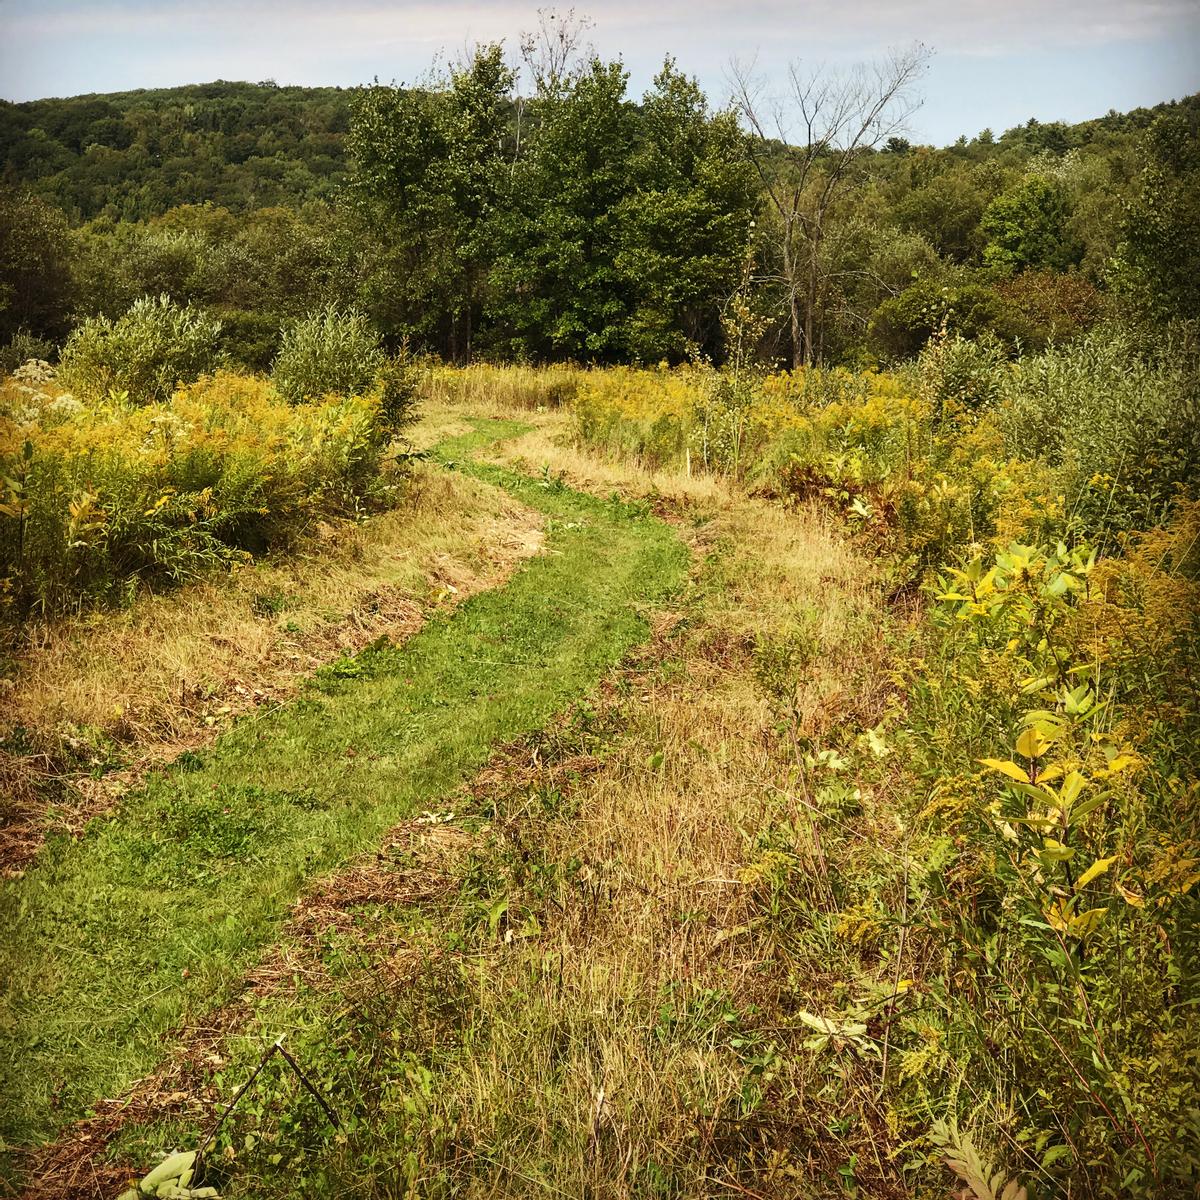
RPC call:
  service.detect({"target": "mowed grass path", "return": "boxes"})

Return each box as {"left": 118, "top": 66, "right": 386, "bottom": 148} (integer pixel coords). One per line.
{"left": 0, "top": 418, "right": 688, "bottom": 1154}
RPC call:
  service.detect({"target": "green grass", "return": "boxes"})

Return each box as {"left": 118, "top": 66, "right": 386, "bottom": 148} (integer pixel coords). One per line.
{"left": 0, "top": 418, "right": 688, "bottom": 1159}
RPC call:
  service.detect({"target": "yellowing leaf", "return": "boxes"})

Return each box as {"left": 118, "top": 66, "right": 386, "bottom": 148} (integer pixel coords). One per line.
{"left": 979, "top": 758, "right": 1029, "bottom": 784}
{"left": 1016, "top": 727, "right": 1051, "bottom": 760}
{"left": 1069, "top": 906, "right": 1107, "bottom": 937}
{"left": 1037, "top": 839, "right": 1075, "bottom": 863}
{"left": 1075, "top": 856, "right": 1116, "bottom": 891}
{"left": 1059, "top": 771, "right": 1087, "bottom": 808}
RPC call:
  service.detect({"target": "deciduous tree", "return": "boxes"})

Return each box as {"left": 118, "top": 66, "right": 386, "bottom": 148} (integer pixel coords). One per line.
{"left": 732, "top": 44, "right": 930, "bottom": 366}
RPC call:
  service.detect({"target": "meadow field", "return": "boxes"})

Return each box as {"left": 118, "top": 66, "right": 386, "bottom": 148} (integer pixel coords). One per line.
{"left": 1, "top": 328, "right": 1197, "bottom": 1198}
{"left": 1, "top": 27, "right": 1198, "bottom": 1198}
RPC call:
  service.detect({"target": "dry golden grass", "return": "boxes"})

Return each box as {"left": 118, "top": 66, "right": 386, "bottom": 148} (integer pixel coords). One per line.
{"left": 0, "top": 461, "right": 544, "bottom": 872}
{"left": 416, "top": 394, "right": 732, "bottom": 510}
{"left": 350, "top": 453, "right": 899, "bottom": 1196}
{"left": 421, "top": 361, "right": 589, "bottom": 411}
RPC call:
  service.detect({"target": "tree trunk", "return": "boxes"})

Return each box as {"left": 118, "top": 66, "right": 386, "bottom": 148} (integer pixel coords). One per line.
{"left": 802, "top": 227, "right": 822, "bottom": 367}
{"left": 783, "top": 231, "right": 802, "bottom": 370}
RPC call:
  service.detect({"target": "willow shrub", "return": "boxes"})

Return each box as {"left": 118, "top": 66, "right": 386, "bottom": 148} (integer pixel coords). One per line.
{"left": 271, "top": 306, "right": 384, "bottom": 404}
{"left": 57, "top": 295, "right": 224, "bottom": 405}
{"left": 0, "top": 370, "right": 393, "bottom": 619}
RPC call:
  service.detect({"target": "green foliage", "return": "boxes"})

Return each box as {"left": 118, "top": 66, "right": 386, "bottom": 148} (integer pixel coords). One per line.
{"left": 996, "top": 326, "right": 1200, "bottom": 533}
{"left": 0, "top": 82, "right": 350, "bottom": 221}
{"left": 352, "top": 51, "right": 755, "bottom": 365}
{"left": 70, "top": 205, "right": 353, "bottom": 331}
{"left": 374, "top": 352, "right": 421, "bottom": 435}
{"left": 981, "top": 175, "right": 1081, "bottom": 272}
{"left": 894, "top": 168, "right": 988, "bottom": 261}
{"left": 488, "top": 57, "right": 639, "bottom": 361}
{"left": 57, "top": 295, "right": 224, "bottom": 404}
{"left": 271, "top": 306, "right": 384, "bottom": 404}
{"left": 350, "top": 45, "right": 514, "bottom": 361}
{"left": 615, "top": 60, "right": 757, "bottom": 361}
{"left": 0, "top": 186, "right": 76, "bottom": 342}
{"left": 0, "top": 331, "right": 57, "bottom": 375}
{"left": 4, "top": 71, "right": 1195, "bottom": 370}
{"left": 870, "top": 277, "right": 1027, "bottom": 359}
{"left": 917, "top": 328, "right": 1008, "bottom": 414}
{"left": 1113, "top": 107, "right": 1200, "bottom": 322}
{"left": 904, "top": 520, "right": 1200, "bottom": 1196}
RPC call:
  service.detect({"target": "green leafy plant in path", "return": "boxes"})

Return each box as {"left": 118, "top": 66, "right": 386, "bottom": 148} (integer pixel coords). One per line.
{"left": 0, "top": 418, "right": 688, "bottom": 1160}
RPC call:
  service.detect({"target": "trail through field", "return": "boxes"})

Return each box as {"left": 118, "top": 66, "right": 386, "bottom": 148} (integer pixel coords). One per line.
{"left": 0, "top": 418, "right": 688, "bottom": 1162}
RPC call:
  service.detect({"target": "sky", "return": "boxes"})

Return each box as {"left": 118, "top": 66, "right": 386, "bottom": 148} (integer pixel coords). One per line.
{"left": 0, "top": 0, "right": 1197, "bottom": 145}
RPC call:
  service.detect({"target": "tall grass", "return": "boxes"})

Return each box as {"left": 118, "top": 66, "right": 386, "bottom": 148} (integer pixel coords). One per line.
{"left": 421, "top": 361, "right": 588, "bottom": 410}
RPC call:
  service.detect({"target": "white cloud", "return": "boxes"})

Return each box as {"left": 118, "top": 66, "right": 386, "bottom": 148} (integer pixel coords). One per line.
{"left": 5, "top": 0, "right": 1197, "bottom": 57}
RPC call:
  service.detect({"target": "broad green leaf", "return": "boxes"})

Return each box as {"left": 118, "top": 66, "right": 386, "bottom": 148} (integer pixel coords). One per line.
{"left": 1068, "top": 793, "right": 1108, "bottom": 825}
{"left": 141, "top": 1151, "right": 196, "bottom": 1191}
{"left": 1022, "top": 676, "right": 1060, "bottom": 696}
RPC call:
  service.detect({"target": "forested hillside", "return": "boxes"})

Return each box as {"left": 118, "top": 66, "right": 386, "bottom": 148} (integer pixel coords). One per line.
{"left": 1, "top": 63, "right": 1196, "bottom": 369}
{"left": 0, "top": 81, "right": 350, "bottom": 219}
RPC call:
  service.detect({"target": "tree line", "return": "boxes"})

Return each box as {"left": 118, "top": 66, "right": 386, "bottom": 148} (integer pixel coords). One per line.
{"left": 1, "top": 26, "right": 1196, "bottom": 372}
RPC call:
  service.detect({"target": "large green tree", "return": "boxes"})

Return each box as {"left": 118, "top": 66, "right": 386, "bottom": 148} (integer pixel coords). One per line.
{"left": 349, "top": 46, "right": 514, "bottom": 359}
{"left": 981, "top": 174, "right": 1081, "bottom": 272}
{"left": 1113, "top": 108, "right": 1200, "bottom": 322}
{"left": 0, "top": 185, "right": 76, "bottom": 343}
{"left": 488, "top": 57, "right": 637, "bottom": 361}
{"left": 615, "top": 61, "right": 758, "bottom": 362}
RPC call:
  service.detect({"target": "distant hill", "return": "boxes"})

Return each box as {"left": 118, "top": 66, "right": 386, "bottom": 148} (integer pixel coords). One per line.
{"left": 2, "top": 79, "right": 1196, "bottom": 225}
{"left": 0, "top": 81, "right": 350, "bottom": 221}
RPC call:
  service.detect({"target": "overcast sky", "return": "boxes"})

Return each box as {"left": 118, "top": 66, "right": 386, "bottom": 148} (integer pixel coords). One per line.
{"left": 1, "top": 0, "right": 1197, "bottom": 144}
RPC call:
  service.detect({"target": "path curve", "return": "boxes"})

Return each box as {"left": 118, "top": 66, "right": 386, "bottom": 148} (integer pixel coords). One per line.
{"left": 0, "top": 419, "right": 688, "bottom": 1169}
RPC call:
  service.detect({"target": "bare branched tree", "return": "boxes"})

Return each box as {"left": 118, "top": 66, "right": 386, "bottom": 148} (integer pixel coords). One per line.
{"left": 731, "top": 45, "right": 930, "bottom": 367}
{"left": 518, "top": 7, "right": 594, "bottom": 97}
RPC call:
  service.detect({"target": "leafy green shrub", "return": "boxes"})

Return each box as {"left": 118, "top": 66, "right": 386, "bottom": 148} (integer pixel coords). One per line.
{"left": 271, "top": 305, "right": 384, "bottom": 404}
{"left": 375, "top": 353, "right": 420, "bottom": 435}
{"left": 981, "top": 174, "right": 1081, "bottom": 272}
{"left": 918, "top": 329, "right": 1008, "bottom": 416}
{"left": 217, "top": 308, "right": 283, "bottom": 373}
{"left": 900, "top": 528, "right": 1200, "bottom": 1195}
{"left": 870, "top": 278, "right": 1028, "bottom": 360}
{"left": 57, "top": 295, "right": 224, "bottom": 404}
{"left": 996, "top": 326, "right": 1200, "bottom": 534}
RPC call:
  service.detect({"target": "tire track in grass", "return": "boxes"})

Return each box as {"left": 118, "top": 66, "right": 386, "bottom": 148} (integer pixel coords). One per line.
{"left": 0, "top": 418, "right": 688, "bottom": 1164}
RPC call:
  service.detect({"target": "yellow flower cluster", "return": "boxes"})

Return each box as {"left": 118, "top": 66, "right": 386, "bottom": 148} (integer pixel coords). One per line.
{"left": 1, "top": 371, "right": 390, "bottom": 617}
